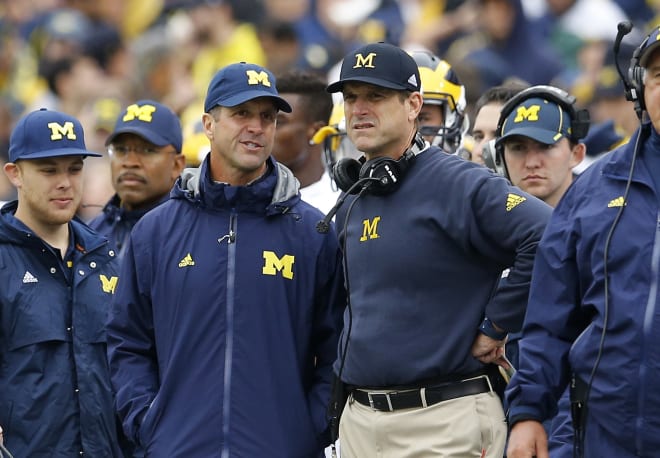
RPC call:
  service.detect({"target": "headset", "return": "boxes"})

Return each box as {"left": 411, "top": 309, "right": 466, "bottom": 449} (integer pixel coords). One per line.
{"left": 316, "top": 132, "right": 426, "bottom": 234}
{"left": 488, "top": 85, "right": 590, "bottom": 179}
{"left": 333, "top": 132, "right": 426, "bottom": 196}
{"left": 619, "top": 21, "right": 657, "bottom": 119}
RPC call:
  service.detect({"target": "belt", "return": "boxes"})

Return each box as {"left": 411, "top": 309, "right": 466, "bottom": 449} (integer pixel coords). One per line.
{"left": 351, "top": 375, "right": 493, "bottom": 412}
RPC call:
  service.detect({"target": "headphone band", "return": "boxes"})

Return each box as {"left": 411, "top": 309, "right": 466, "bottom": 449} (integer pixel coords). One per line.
{"left": 496, "top": 85, "right": 589, "bottom": 142}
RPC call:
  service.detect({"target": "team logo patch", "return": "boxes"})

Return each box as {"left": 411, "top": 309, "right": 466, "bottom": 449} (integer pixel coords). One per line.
{"left": 607, "top": 196, "right": 626, "bottom": 208}
{"left": 100, "top": 275, "right": 118, "bottom": 294}
{"left": 178, "top": 253, "right": 195, "bottom": 268}
{"left": 506, "top": 193, "right": 526, "bottom": 211}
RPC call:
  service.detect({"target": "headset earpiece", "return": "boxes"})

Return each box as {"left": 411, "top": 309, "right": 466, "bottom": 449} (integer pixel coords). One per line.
{"left": 333, "top": 157, "right": 364, "bottom": 194}
{"left": 332, "top": 132, "right": 425, "bottom": 195}
{"left": 628, "top": 36, "right": 647, "bottom": 113}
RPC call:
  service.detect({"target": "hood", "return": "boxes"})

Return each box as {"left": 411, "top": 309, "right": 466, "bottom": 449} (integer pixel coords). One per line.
{"left": 173, "top": 155, "right": 301, "bottom": 214}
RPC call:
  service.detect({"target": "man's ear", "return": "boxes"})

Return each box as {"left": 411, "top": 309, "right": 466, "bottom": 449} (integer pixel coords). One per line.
{"left": 570, "top": 142, "right": 587, "bottom": 168}
{"left": 408, "top": 92, "right": 423, "bottom": 122}
{"left": 3, "top": 162, "right": 21, "bottom": 188}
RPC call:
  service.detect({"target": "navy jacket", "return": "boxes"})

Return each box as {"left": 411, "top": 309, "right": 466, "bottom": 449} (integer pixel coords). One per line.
{"left": 334, "top": 145, "right": 552, "bottom": 387}
{"left": 107, "top": 156, "right": 345, "bottom": 457}
{"left": 507, "top": 124, "right": 660, "bottom": 457}
{"left": 89, "top": 194, "right": 170, "bottom": 260}
{"left": 0, "top": 202, "right": 123, "bottom": 457}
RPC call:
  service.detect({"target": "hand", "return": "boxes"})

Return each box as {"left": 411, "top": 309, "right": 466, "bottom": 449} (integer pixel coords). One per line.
{"left": 0, "top": 424, "right": 3, "bottom": 445}
{"left": 471, "top": 333, "right": 506, "bottom": 364}
{"left": 507, "top": 420, "right": 549, "bottom": 458}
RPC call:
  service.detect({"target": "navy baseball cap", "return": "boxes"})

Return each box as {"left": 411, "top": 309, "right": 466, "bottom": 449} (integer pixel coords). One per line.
{"left": 496, "top": 98, "right": 574, "bottom": 146}
{"left": 105, "top": 100, "right": 183, "bottom": 153}
{"left": 203, "top": 62, "right": 292, "bottom": 113}
{"left": 8, "top": 108, "right": 99, "bottom": 162}
{"left": 326, "top": 42, "right": 421, "bottom": 93}
{"left": 639, "top": 26, "right": 660, "bottom": 68}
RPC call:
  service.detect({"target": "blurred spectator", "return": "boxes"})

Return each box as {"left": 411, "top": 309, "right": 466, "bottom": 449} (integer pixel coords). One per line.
{"left": 400, "top": 0, "right": 478, "bottom": 56}
{"left": 273, "top": 69, "right": 338, "bottom": 214}
{"left": 293, "top": 0, "right": 405, "bottom": 72}
{"left": 448, "top": 0, "right": 565, "bottom": 86}
{"left": 257, "top": 19, "right": 301, "bottom": 77}
{"left": 470, "top": 80, "right": 529, "bottom": 165}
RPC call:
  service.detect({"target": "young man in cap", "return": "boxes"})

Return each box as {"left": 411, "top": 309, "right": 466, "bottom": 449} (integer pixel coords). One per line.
{"left": 106, "top": 62, "right": 345, "bottom": 457}
{"left": 325, "top": 42, "right": 551, "bottom": 458}
{"left": 494, "top": 86, "right": 587, "bottom": 208}
{"left": 88, "top": 100, "right": 186, "bottom": 259}
{"left": 505, "top": 26, "right": 660, "bottom": 458}
{"left": 0, "top": 108, "right": 124, "bottom": 457}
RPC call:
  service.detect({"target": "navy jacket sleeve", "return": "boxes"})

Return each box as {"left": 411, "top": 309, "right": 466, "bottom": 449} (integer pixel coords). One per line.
{"left": 467, "top": 174, "right": 553, "bottom": 331}
{"left": 307, "top": 226, "right": 346, "bottom": 444}
{"left": 505, "top": 185, "right": 589, "bottom": 422}
{"left": 106, "top": 234, "right": 159, "bottom": 445}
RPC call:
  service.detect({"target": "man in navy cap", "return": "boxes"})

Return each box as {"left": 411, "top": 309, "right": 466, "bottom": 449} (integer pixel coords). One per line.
{"left": 106, "top": 62, "right": 345, "bottom": 457}
{"left": 0, "top": 109, "right": 124, "bottom": 456}
{"left": 494, "top": 85, "right": 588, "bottom": 207}
{"left": 325, "top": 42, "right": 551, "bottom": 458}
{"left": 89, "top": 100, "right": 186, "bottom": 259}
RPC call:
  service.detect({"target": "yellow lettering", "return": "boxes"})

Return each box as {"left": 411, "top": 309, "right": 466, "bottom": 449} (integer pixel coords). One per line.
{"left": 354, "top": 52, "right": 377, "bottom": 69}
{"left": 262, "top": 251, "right": 295, "bottom": 280}
{"left": 246, "top": 70, "right": 272, "bottom": 87}
{"left": 360, "top": 217, "right": 381, "bottom": 241}
{"left": 47, "top": 122, "right": 77, "bottom": 140}
{"left": 513, "top": 105, "right": 541, "bottom": 123}
{"left": 100, "top": 275, "right": 118, "bottom": 294}
{"left": 123, "top": 104, "right": 156, "bottom": 122}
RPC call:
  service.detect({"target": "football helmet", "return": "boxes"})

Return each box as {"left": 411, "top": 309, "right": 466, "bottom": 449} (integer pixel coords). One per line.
{"left": 311, "top": 101, "right": 361, "bottom": 189}
{"left": 411, "top": 50, "right": 468, "bottom": 154}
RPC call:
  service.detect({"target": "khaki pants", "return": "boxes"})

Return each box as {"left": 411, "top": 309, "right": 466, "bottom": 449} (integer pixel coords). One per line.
{"left": 339, "top": 391, "right": 506, "bottom": 458}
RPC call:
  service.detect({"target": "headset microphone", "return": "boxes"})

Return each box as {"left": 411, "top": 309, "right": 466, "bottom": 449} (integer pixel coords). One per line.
{"left": 316, "top": 176, "right": 382, "bottom": 234}
{"left": 614, "top": 21, "right": 634, "bottom": 99}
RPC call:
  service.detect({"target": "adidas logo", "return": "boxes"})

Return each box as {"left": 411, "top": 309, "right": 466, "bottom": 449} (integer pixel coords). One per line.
{"left": 408, "top": 74, "right": 418, "bottom": 88}
{"left": 607, "top": 196, "right": 625, "bottom": 207}
{"left": 22, "top": 271, "right": 38, "bottom": 283}
{"left": 506, "top": 193, "right": 526, "bottom": 212}
{"left": 178, "top": 253, "right": 195, "bottom": 268}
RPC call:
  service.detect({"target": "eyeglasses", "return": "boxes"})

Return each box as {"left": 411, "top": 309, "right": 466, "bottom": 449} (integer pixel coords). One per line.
{"left": 108, "top": 144, "right": 172, "bottom": 158}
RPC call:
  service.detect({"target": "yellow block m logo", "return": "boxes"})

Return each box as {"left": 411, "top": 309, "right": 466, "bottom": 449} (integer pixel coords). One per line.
{"left": 123, "top": 104, "right": 156, "bottom": 122}
{"left": 246, "top": 70, "right": 272, "bottom": 87}
{"left": 47, "top": 122, "right": 77, "bottom": 141}
{"left": 100, "top": 275, "right": 118, "bottom": 294}
{"left": 514, "top": 105, "right": 541, "bottom": 123}
{"left": 262, "top": 251, "right": 295, "bottom": 280}
{"left": 360, "top": 216, "right": 381, "bottom": 242}
{"left": 353, "top": 52, "right": 377, "bottom": 69}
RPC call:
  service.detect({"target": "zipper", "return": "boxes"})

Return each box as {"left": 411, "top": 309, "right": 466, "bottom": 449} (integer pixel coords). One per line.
{"left": 636, "top": 212, "right": 660, "bottom": 454}
{"left": 221, "top": 213, "right": 237, "bottom": 458}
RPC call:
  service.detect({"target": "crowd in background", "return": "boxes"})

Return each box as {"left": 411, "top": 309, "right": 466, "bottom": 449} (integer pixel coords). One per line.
{"left": 0, "top": 0, "right": 658, "bottom": 213}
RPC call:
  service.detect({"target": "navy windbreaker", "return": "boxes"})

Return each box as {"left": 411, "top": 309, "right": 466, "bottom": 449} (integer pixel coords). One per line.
{"left": 107, "top": 156, "right": 345, "bottom": 457}
{"left": 88, "top": 194, "right": 170, "bottom": 260}
{"left": 0, "top": 202, "right": 123, "bottom": 457}
{"left": 507, "top": 124, "right": 660, "bottom": 456}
